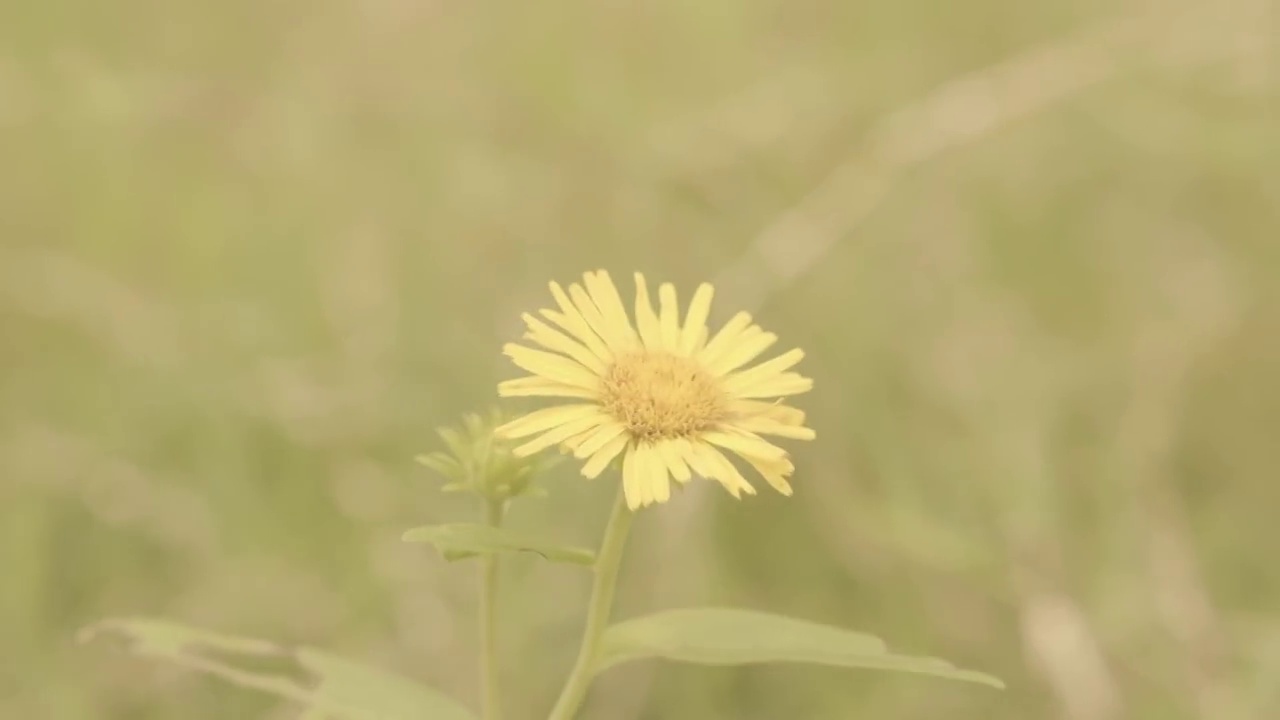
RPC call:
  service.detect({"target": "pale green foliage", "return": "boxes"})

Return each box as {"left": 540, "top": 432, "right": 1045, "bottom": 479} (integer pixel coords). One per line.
{"left": 596, "top": 608, "right": 1005, "bottom": 688}
{"left": 80, "top": 618, "right": 477, "bottom": 720}
{"left": 402, "top": 523, "right": 596, "bottom": 565}
{"left": 87, "top": 421, "right": 1002, "bottom": 720}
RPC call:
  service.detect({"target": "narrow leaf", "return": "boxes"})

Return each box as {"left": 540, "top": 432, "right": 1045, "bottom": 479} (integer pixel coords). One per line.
{"left": 596, "top": 608, "right": 1004, "bottom": 689}
{"left": 402, "top": 523, "right": 595, "bottom": 565}
{"left": 79, "top": 617, "right": 477, "bottom": 720}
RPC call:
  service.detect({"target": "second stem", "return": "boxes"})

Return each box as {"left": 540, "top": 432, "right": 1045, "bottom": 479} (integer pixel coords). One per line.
{"left": 479, "top": 498, "right": 505, "bottom": 720}
{"left": 546, "top": 487, "right": 634, "bottom": 720}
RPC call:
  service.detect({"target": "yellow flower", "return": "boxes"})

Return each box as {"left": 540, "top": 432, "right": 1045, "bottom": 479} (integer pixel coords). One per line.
{"left": 494, "top": 270, "right": 814, "bottom": 510}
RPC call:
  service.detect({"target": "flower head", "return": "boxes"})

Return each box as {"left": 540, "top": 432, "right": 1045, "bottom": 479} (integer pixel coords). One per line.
{"left": 495, "top": 271, "right": 814, "bottom": 510}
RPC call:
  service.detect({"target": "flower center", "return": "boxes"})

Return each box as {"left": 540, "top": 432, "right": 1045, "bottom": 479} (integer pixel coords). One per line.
{"left": 599, "top": 351, "right": 726, "bottom": 443}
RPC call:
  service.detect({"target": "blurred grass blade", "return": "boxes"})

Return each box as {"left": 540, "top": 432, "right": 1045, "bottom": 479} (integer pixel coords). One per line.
{"left": 596, "top": 608, "right": 1004, "bottom": 689}
{"left": 402, "top": 523, "right": 595, "bottom": 565}
{"left": 79, "top": 617, "right": 477, "bottom": 720}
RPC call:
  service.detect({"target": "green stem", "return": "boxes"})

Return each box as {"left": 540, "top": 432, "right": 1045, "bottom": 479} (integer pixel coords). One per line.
{"left": 479, "top": 498, "right": 505, "bottom": 720}
{"left": 547, "top": 487, "right": 634, "bottom": 720}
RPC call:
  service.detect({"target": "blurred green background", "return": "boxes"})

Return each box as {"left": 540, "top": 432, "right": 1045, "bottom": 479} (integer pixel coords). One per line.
{"left": 2, "top": 0, "right": 1278, "bottom": 718}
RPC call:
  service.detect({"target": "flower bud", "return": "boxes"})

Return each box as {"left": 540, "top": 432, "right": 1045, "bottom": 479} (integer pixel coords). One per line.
{"left": 417, "top": 409, "right": 556, "bottom": 502}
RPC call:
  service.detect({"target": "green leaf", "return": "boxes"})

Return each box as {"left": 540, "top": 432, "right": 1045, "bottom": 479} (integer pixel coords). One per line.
{"left": 596, "top": 608, "right": 1004, "bottom": 689}
{"left": 79, "top": 617, "right": 477, "bottom": 720}
{"left": 402, "top": 523, "right": 595, "bottom": 565}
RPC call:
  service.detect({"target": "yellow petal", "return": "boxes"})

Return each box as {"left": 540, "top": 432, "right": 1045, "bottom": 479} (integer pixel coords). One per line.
{"left": 679, "top": 283, "right": 714, "bottom": 355}
{"left": 572, "top": 421, "right": 628, "bottom": 459}
{"left": 704, "top": 329, "right": 778, "bottom": 377}
{"left": 682, "top": 442, "right": 741, "bottom": 498}
{"left": 682, "top": 440, "right": 717, "bottom": 482}
{"left": 496, "top": 404, "right": 599, "bottom": 439}
{"left": 744, "top": 454, "right": 796, "bottom": 495}
{"left": 584, "top": 271, "right": 640, "bottom": 350}
{"left": 547, "top": 282, "right": 613, "bottom": 362}
{"left": 658, "top": 283, "right": 681, "bottom": 352}
{"left": 568, "top": 282, "right": 626, "bottom": 353}
{"left": 498, "top": 377, "right": 597, "bottom": 399}
{"left": 730, "top": 400, "right": 807, "bottom": 425}
{"left": 632, "top": 273, "right": 663, "bottom": 351}
{"left": 751, "top": 454, "right": 795, "bottom": 475}
{"left": 732, "top": 417, "right": 816, "bottom": 440}
{"left": 633, "top": 445, "right": 653, "bottom": 507}
{"left": 697, "top": 311, "right": 754, "bottom": 365}
{"left": 636, "top": 443, "right": 671, "bottom": 505}
{"left": 504, "top": 343, "right": 601, "bottom": 389}
{"left": 581, "top": 433, "right": 629, "bottom": 479}
{"left": 691, "top": 325, "right": 708, "bottom": 354}
{"left": 701, "top": 430, "right": 789, "bottom": 461}
{"left": 522, "top": 313, "right": 607, "bottom": 375}
{"left": 513, "top": 414, "right": 609, "bottom": 457}
{"left": 656, "top": 439, "right": 692, "bottom": 483}
{"left": 729, "top": 372, "right": 814, "bottom": 399}
{"left": 722, "top": 348, "right": 806, "bottom": 393}
{"left": 746, "top": 456, "right": 795, "bottom": 495}
{"left": 698, "top": 443, "right": 756, "bottom": 498}
{"left": 621, "top": 444, "right": 643, "bottom": 509}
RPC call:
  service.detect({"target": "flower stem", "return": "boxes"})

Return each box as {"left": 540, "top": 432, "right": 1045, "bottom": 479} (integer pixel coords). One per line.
{"left": 479, "top": 498, "right": 505, "bottom": 720}
{"left": 547, "top": 487, "right": 634, "bottom": 720}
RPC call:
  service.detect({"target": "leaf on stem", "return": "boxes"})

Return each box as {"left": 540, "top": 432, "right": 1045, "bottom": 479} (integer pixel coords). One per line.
{"left": 595, "top": 608, "right": 1004, "bottom": 689}
{"left": 402, "top": 523, "right": 596, "bottom": 565}
{"left": 79, "top": 617, "right": 478, "bottom": 720}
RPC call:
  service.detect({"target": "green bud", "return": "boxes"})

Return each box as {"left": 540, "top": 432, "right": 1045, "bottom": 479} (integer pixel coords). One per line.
{"left": 416, "top": 409, "right": 557, "bottom": 502}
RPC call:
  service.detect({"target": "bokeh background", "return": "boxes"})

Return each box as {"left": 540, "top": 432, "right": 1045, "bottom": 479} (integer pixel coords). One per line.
{"left": 2, "top": 1, "right": 1278, "bottom": 718}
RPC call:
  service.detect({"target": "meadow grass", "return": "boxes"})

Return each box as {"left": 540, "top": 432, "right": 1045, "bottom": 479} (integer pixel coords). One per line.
{"left": 2, "top": 1, "right": 1277, "bottom": 718}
